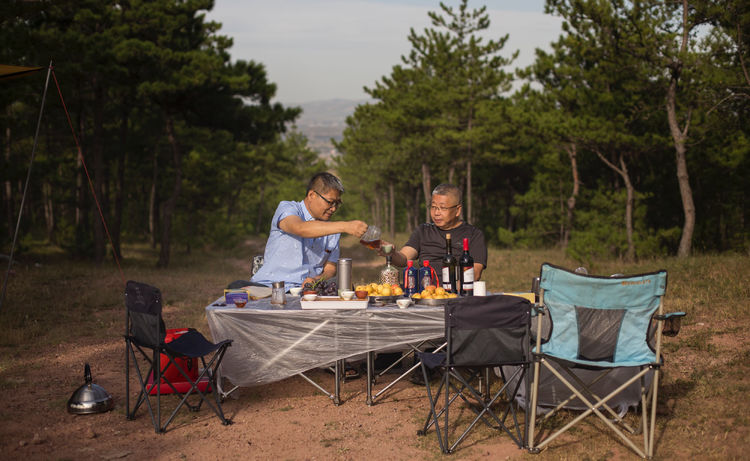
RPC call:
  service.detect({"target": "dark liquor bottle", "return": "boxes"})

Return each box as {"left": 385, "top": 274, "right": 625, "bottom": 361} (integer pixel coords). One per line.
{"left": 459, "top": 238, "right": 474, "bottom": 296}
{"left": 441, "top": 233, "right": 457, "bottom": 293}
{"left": 404, "top": 260, "right": 418, "bottom": 296}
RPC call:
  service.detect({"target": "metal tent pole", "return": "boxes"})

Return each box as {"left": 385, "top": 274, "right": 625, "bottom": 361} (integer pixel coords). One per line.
{"left": 0, "top": 61, "right": 52, "bottom": 312}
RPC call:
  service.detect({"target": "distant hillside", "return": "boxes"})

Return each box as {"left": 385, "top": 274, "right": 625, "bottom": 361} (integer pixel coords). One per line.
{"left": 290, "top": 98, "right": 371, "bottom": 162}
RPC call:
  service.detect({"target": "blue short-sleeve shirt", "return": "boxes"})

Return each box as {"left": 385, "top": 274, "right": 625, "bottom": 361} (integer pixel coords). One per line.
{"left": 250, "top": 200, "right": 340, "bottom": 288}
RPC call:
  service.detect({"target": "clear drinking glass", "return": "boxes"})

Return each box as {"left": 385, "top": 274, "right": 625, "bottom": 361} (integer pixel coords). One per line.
{"left": 359, "top": 225, "right": 381, "bottom": 250}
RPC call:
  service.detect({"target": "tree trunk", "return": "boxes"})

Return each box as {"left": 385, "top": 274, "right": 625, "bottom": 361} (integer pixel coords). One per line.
{"left": 75, "top": 114, "right": 88, "bottom": 257}
{"left": 421, "top": 162, "right": 431, "bottom": 223}
{"left": 374, "top": 193, "right": 382, "bottom": 228}
{"left": 388, "top": 182, "right": 395, "bottom": 239}
{"left": 149, "top": 151, "right": 158, "bottom": 249}
{"left": 667, "top": 0, "right": 696, "bottom": 258}
{"left": 620, "top": 155, "right": 635, "bottom": 262}
{"left": 157, "top": 116, "right": 183, "bottom": 268}
{"left": 466, "top": 159, "right": 472, "bottom": 224}
{"left": 465, "top": 112, "right": 473, "bottom": 224}
{"left": 112, "top": 108, "right": 127, "bottom": 260}
{"left": 594, "top": 149, "right": 636, "bottom": 261}
{"left": 4, "top": 117, "right": 12, "bottom": 241}
{"left": 256, "top": 183, "right": 265, "bottom": 233}
{"left": 410, "top": 186, "right": 420, "bottom": 231}
{"left": 563, "top": 143, "right": 580, "bottom": 249}
{"left": 42, "top": 181, "right": 54, "bottom": 242}
{"left": 92, "top": 81, "right": 105, "bottom": 264}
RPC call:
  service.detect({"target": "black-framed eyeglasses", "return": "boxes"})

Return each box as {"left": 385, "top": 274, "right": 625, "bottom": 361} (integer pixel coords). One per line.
{"left": 314, "top": 190, "right": 342, "bottom": 209}
{"left": 430, "top": 204, "right": 459, "bottom": 213}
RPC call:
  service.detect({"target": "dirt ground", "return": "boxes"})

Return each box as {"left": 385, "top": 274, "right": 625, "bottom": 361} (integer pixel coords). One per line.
{"left": 1, "top": 334, "right": 533, "bottom": 461}
{"left": 2, "top": 243, "right": 747, "bottom": 460}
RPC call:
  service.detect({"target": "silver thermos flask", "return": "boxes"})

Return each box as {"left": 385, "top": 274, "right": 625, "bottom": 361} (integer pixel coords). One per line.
{"left": 337, "top": 258, "right": 352, "bottom": 295}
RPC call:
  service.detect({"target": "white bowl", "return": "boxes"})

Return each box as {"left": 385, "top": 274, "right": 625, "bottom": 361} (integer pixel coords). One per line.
{"left": 289, "top": 287, "right": 303, "bottom": 296}
{"left": 302, "top": 294, "right": 318, "bottom": 302}
{"left": 396, "top": 298, "right": 411, "bottom": 309}
{"left": 340, "top": 290, "right": 355, "bottom": 300}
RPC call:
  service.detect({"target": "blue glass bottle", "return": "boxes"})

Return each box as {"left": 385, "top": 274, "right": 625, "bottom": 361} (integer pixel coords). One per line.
{"left": 404, "top": 260, "right": 419, "bottom": 296}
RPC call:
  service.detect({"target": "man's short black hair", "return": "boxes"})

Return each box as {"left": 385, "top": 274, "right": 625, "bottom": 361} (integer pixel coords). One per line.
{"left": 307, "top": 172, "right": 344, "bottom": 194}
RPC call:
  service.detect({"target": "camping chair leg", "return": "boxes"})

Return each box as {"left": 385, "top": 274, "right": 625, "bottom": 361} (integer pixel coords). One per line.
{"left": 452, "top": 365, "right": 525, "bottom": 450}
{"left": 125, "top": 338, "right": 130, "bottom": 419}
{"left": 158, "top": 347, "right": 233, "bottom": 431}
{"left": 648, "top": 366, "right": 660, "bottom": 458}
{"left": 421, "top": 369, "right": 472, "bottom": 434}
{"left": 418, "top": 362, "right": 448, "bottom": 453}
{"left": 535, "top": 360, "right": 650, "bottom": 458}
{"left": 528, "top": 357, "right": 543, "bottom": 453}
{"left": 537, "top": 367, "right": 612, "bottom": 423}
{"left": 523, "top": 363, "right": 532, "bottom": 449}
{"left": 126, "top": 342, "right": 161, "bottom": 431}
{"left": 558, "top": 366, "right": 637, "bottom": 434}
{"left": 640, "top": 372, "right": 649, "bottom": 449}
{"left": 498, "top": 365, "right": 527, "bottom": 446}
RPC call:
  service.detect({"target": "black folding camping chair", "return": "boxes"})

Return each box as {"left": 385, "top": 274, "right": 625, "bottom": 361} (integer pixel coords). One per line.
{"left": 124, "top": 280, "right": 233, "bottom": 433}
{"left": 417, "top": 295, "right": 532, "bottom": 453}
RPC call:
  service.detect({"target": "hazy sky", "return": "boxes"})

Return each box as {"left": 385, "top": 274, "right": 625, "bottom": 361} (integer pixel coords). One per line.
{"left": 207, "top": 0, "right": 563, "bottom": 105}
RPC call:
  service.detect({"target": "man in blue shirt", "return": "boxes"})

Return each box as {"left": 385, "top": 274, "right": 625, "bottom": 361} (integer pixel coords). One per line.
{"left": 249, "top": 172, "right": 368, "bottom": 288}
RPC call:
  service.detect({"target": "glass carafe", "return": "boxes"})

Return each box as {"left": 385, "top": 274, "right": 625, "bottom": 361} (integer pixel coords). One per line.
{"left": 379, "top": 254, "right": 399, "bottom": 287}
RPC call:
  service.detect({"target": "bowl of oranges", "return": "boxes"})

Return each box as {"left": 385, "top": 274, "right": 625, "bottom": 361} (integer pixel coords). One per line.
{"left": 411, "top": 285, "right": 458, "bottom": 305}
{"left": 355, "top": 282, "right": 404, "bottom": 303}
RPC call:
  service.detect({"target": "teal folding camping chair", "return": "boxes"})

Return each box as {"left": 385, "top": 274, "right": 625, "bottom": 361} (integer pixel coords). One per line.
{"left": 527, "top": 263, "right": 685, "bottom": 459}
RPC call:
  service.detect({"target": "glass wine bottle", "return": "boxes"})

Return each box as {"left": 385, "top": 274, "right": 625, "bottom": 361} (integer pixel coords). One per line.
{"left": 459, "top": 238, "right": 474, "bottom": 296}
{"left": 441, "top": 233, "right": 457, "bottom": 293}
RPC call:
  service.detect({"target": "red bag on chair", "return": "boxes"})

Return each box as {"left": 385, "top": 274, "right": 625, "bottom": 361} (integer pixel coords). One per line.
{"left": 148, "top": 328, "right": 209, "bottom": 395}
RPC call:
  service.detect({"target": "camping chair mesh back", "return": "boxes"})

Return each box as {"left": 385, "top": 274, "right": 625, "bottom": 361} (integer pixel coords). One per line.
{"left": 528, "top": 263, "right": 684, "bottom": 459}
{"left": 125, "top": 280, "right": 233, "bottom": 433}
{"left": 418, "top": 295, "right": 532, "bottom": 453}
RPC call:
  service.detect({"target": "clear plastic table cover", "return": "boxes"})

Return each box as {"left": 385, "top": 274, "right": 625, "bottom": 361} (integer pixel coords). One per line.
{"left": 206, "top": 297, "right": 444, "bottom": 387}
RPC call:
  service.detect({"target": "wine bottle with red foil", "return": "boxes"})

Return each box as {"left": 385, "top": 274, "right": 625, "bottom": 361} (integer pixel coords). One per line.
{"left": 441, "top": 233, "right": 457, "bottom": 293}
{"left": 459, "top": 238, "right": 474, "bottom": 296}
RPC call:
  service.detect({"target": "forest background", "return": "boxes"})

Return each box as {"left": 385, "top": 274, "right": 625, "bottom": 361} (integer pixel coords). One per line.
{"left": 1, "top": 0, "right": 748, "bottom": 271}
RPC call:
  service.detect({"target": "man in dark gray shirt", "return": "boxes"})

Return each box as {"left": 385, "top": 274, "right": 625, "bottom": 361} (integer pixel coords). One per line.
{"left": 377, "top": 183, "right": 487, "bottom": 280}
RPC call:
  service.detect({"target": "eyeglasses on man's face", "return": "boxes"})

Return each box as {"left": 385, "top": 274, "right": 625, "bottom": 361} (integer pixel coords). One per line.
{"left": 430, "top": 204, "right": 459, "bottom": 213}
{"left": 314, "top": 190, "right": 342, "bottom": 209}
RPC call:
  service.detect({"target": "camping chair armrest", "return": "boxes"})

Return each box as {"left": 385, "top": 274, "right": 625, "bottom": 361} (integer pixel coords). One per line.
{"left": 653, "top": 312, "right": 685, "bottom": 321}
{"left": 654, "top": 311, "right": 686, "bottom": 337}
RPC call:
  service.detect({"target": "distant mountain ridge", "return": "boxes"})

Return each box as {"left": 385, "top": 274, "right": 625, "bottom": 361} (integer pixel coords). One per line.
{"left": 289, "top": 98, "right": 372, "bottom": 161}
{"left": 296, "top": 98, "right": 370, "bottom": 125}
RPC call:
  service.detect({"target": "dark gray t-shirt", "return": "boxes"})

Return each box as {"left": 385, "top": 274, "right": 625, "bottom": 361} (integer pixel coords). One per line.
{"left": 404, "top": 222, "right": 487, "bottom": 275}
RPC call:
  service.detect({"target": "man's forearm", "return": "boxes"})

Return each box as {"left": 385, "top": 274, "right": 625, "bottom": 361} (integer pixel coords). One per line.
{"left": 286, "top": 219, "right": 351, "bottom": 238}
{"left": 474, "top": 263, "right": 484, "bottom": 281}
{"left": 391, "top": 250, "right": 408, "bottom": 267}
{"left": 320, "top": 262, "right": 337, "bottom": 281}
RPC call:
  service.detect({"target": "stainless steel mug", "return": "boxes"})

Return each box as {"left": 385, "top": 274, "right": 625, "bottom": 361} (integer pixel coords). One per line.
{"left": 337, "top": 258, "right": 352, "bottom": 295}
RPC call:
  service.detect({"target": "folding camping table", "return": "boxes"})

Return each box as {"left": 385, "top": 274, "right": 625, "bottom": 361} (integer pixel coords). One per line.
{"left": 205, "top": 297, "right": 444, "bottom": 405}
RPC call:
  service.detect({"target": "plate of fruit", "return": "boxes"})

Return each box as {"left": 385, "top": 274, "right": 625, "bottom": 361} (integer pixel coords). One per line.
{"left": 412, "top": 285, "right": 458, "bottom": 305}
{"left": 302, "top": 278, "right": 338, "bottom": 296}
{"left": 355, "top": 282, "right": 405, "bottom": 304}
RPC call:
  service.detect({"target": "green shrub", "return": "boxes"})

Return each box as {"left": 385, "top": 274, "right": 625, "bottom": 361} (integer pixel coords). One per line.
{"left": 496, "top": 227, "right": 515, "bottom": 248}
